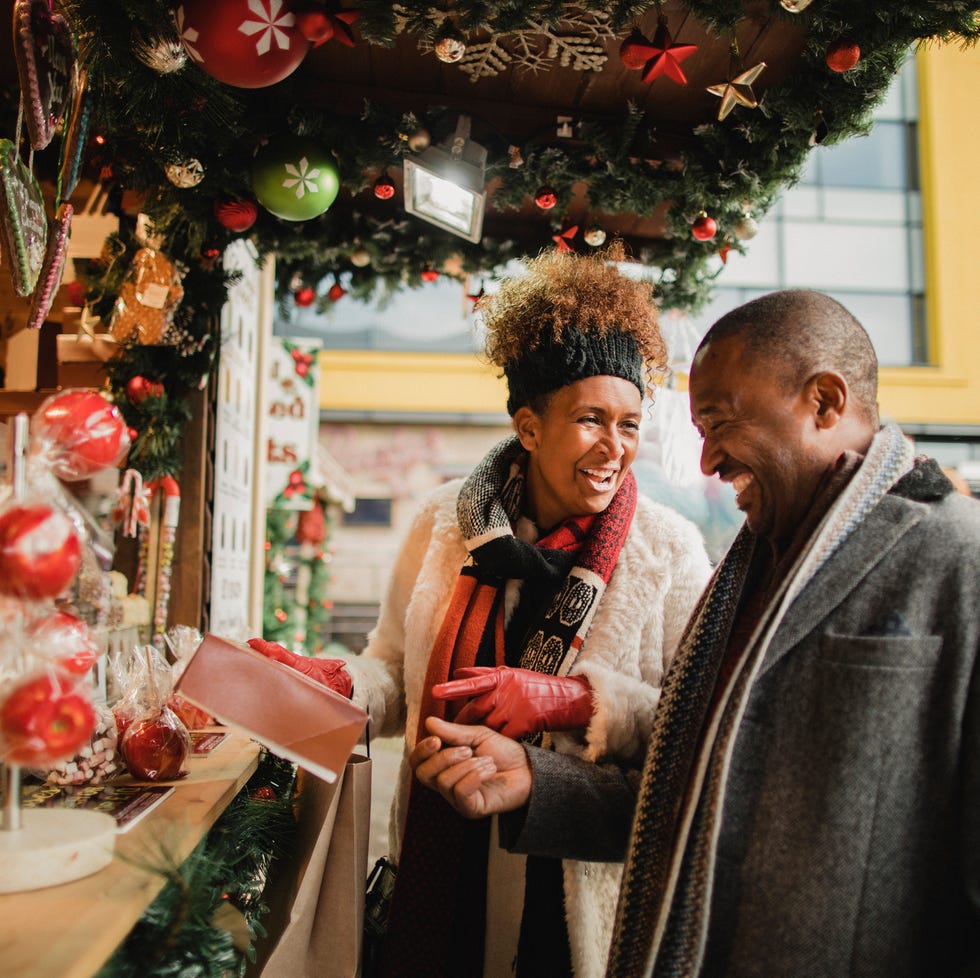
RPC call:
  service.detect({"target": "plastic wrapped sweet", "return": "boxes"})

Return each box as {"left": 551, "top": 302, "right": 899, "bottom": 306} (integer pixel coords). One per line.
{"left": 0, "top": 668, "right": 97, "bottom": 767}
{"left": 29, "top": 388, "right": 130, "bottom": 481}
{"left": 0, "top": 500, "right": 81, "bottom": 600}
{"left": 120, "top": 704, "right": 190, "bottom": 781}
{"left": 38, "top": 703, "right": 119, "bottom": 785}
{"left": 109, "top": 246, "right": 184, "bottom": 345}
{"left": 165, "top": 625, "right": 213, "bottom": 730}
{"left": 26, "top": 608, "right": 101, "bottom": 677}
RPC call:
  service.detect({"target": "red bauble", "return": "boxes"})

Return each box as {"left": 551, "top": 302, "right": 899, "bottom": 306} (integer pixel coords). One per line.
{"left": 534, "top": 186, "right": 558, "bottom": 210}
{"left": 1, "top": 671, "right": 96, "bottom": 766}
{"left": 327, "top": 282, "right": 347, "bottom": 301}
{"left": 373, "top": 174, "right": 396, "bottom": 200}
{"left": 294, "top": 286, "right": 316, "bottom": 307}
{"left": 692, "top": 214, "right": 717, "bottom": 241}
{"left": 0, "top": 504, "right": 81, "bottom": 600}
{"left": 126, "top": 376, "right": 165, "bottom": 404}
{"left": 826, "top": 38, "right": 861, "bottom": 73}
{"left": 420, "top": 268, "right": 439, "bottom": 282}
{"left": 619, "top": 28, "right": 652, "bottom": 70}
{"left": 214, "top": 197, "right": 259, "bottom": 231}
{"left": 27, "top": 610, "right": 101, "bottom": 676}
{"left": 32, "top": 389, "right": 130, "bottom": 479}
{"left": 121, "top": 706, "right": 191, "bottom": 781}
{"left": 176, "top": 0, "right": 310, "bottom": 89}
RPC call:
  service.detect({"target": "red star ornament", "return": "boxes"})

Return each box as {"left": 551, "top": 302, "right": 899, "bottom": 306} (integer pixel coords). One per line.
{"left": 718, "top": 242, "right": 733, "bottom": 264}
{"left": 707, "top": 61, "right": 767, "bottom": 121}
{"left": 553, "top": 225, "right": 578, "bottom": 253}
{"left": 641, "top": 22, "right": 698, "bottom": 86}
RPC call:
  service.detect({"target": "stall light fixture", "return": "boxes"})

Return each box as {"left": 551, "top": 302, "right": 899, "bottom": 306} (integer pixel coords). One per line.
{"left": 403, "top": 115, "right": 487, "bottom": 243}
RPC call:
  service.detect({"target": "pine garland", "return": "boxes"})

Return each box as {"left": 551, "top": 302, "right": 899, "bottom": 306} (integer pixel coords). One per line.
{"left": 7, "top": 0, "right": 980, "bottom": 476}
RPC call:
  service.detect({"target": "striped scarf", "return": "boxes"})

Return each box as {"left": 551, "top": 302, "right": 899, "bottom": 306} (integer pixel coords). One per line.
{"left": 380, "top": 436, "right": 637, "bottom": 978}
{"left": 606, "top": 423, "right": 915, "bottom": 978}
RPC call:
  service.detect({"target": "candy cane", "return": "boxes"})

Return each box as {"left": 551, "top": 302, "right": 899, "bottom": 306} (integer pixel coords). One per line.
{"left": 147, "top": 477, "right": 180, "bottom": 649}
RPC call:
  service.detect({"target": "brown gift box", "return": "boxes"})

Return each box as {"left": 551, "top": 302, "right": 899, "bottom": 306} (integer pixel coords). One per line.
{"left": 175, "top": 633, "right": 368, "bottom": 783}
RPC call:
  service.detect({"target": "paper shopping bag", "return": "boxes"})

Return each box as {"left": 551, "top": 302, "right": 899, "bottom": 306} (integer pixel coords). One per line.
{"left": 252, "top": 753, "right": 372, "bottom": 978}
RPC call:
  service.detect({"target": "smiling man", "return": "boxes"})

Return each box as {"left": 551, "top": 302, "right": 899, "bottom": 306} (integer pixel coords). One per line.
{"left": 411, "top": 288, "right": 980, "bottom": 978}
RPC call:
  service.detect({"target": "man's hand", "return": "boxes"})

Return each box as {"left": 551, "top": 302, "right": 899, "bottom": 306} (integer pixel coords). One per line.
{"left": 410, "top": 715, "right": 533, "bottom": 819}
{"left": 431, "top": 665, "right": 593, "bottom": 739}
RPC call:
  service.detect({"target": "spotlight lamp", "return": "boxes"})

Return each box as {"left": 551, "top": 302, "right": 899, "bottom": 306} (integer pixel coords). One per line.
{"left": 403, "top": 115, "right": 487, "bottom": 243}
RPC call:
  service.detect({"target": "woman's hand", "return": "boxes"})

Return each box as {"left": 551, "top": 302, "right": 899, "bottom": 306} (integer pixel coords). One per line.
{"left": 246, "top": 638, "right": 353, "bottom": 698}
{"left": 410, "top": 716, "right": 533, "bottom": 818}
{"left": 431, "top": 665, "right": 593, "bottom": 739}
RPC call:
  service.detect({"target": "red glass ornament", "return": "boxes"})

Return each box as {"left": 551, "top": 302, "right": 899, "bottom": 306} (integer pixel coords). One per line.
{"left": 0, "top": 671, "right": 96, "bottom": 766}
{"left": 826, "top": 39, "right": 860, "bottom": 73}
{"left": 534, "top": 186, "right": 558, "bottom": 210}
{"left": 176, "top": 0, "right": 310, "bottom": 89}
{"left": 126, "top": 376, "right": 164, "bottom": 404}
{"left": 214, "top": 197, "right": 259, "bottom": 232}
{"left": 373, "top": 174, "right": 396, "bottom": 200}
{"left": 0, "top": 504, "right": 81, "bottom": 600}
{"left": 692, "top": 214, "right": 717, "bottom": 241}
{"left": 294, "top": 286, "right": 316, "bottom": 307}
{"left": 327, "top": 282, "right": 347, "bottom": 301}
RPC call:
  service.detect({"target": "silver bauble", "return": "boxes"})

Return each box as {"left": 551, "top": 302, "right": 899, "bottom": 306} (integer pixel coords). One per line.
{"left": 350, "top": 247, "right": 371, "bottom": 268}
{"left": 734, "top": 216, "right": 759, "bottom": 240}
{"left": 407, "top": 128, "right": 431, "bottom": 153}
{"left": 166, "top": 158, "right": 205, "bottom": 188}
{"left": 434, "top": 24, "right": 466, "bottom": 64}
{"left": 583, "top": 226, "right": 607, "bottom": 247}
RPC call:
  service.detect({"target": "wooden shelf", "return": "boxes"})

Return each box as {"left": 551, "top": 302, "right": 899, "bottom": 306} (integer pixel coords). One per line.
{"left": 0, "top": 728, "right": 261, "bottom": 978}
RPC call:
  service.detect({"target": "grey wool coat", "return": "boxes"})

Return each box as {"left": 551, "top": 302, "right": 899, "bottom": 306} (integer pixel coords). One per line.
{"left": 506, "top": 459, "right": 980, "bottom": 978}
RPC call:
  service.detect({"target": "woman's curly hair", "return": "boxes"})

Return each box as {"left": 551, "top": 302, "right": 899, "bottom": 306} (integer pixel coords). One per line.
{"left": 480, "top": 242, "right": 668, "bottom": 378}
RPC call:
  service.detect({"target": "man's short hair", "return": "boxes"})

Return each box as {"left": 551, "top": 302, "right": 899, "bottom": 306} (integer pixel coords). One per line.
{"left": 699, "top": 289, "right": 879, "bottom": 423}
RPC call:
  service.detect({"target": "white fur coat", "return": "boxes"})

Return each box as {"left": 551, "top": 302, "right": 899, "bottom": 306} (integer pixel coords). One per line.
{"left": 341, "top": 478, "right": 711, "bottom": 978}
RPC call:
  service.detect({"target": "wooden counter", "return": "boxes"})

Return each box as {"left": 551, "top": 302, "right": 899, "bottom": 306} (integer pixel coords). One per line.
{"left": 0, "top": 729, "right": 261, "bottom": 978}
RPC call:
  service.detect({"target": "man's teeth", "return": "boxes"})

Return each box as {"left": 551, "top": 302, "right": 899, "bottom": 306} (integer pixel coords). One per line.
{"left": 731, "top": 473, "right": 753, "bottom": 496}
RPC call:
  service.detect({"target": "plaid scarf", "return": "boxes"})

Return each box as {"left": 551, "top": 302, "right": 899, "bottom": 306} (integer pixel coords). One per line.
{"left": 605, "top": 423, "right": 915, "bottom": 978}
{"left": 380, "top": 436, "right": 637, "bottom": 978}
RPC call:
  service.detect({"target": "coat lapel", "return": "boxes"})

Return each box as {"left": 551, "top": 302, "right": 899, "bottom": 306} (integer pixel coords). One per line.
{"left": 758, "top": 493, "right": 927, "bottom": 677}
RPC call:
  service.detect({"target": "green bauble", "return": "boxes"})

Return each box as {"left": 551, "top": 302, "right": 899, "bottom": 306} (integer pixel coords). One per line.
{"left": 251, "top": 135, "right": 339, "bottom": 221}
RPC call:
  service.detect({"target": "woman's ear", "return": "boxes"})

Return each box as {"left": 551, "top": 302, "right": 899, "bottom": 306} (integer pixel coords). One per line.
{"left": 513, "top": 406, "right": 540, "bottom": 450}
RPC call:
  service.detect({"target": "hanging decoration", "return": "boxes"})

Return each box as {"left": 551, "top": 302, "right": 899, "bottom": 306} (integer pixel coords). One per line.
{"left": 734, "top": 214, "right": 759, "bottom": 240}
{"left": 251, "top": 134, "right": 340, "bottom": 220}
{"left": 26, "top": 201, "right": 73, "bottom": 330}
{"left": 0, "top": 138, "right": 48, "bottom": 296}
{"left": 826, "top": 38, "right": 861, "bottom": 73}
{"left": 327, "top": 281, "right": 347, "bottom": 301}
{"left": 433, "top": 19, "right": 467, "bottom": 63}
{"left": 133, "top": 32, "right": 189, "bottom": 74}
{"left": 12, "top": 0, "right": 76, "bottom": 151}
{"left": 706, "top": 56, "right": 767, "bottom": 121}
{"left": 534, "top": 186, "right": 558, "bottom": 209}
{"left": 214, "top": 197, "right": 259, "bottom": 232}
{"left": 583, "top": 225, "right": 607, "bottom": 247}
{"left": 165, "top": 158, "right": 205, "bottom": 188}
{"left": 691, "top": 211, "right": 717, "bottom": 240}
{"left": 553, "top": 224, "right": 578, "bottom": 252}
{"left": 373, "top": 172, "right": 396, "bottom": 200}
{"left": 296, "top": 5, "right": 361, "bottom": 47}
{"left": 621, "top": 18, "right": 698, "bottom": 86}
{"left": 175, "top": 0, "right": 311, "bottom": 89}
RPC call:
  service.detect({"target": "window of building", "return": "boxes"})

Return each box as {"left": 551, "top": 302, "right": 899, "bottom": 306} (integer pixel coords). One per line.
{"left": 340, "top": 497, "right": 393, "bottom": 527}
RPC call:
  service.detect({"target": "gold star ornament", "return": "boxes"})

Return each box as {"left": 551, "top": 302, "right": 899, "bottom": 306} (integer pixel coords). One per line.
{"left": 707, "top": 61, "right": 767, "bottom": 120}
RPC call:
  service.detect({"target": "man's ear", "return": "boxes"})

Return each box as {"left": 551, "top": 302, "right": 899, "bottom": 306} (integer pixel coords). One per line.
{"left": 808, "top": 371, "right": 848, "bottom": 429}
{"left": 513, "top": 406, "right": 540, "bottom": 450}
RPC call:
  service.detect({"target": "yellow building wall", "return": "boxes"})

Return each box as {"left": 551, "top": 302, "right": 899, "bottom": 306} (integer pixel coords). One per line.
{"left": 877, "top": 44, "right": 980, "bottom": 426}
{"left": 319, "top": 349, "right": 507, "bottom": 415}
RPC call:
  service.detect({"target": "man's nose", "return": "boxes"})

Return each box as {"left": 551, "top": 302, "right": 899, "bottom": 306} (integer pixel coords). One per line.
{"left": 700, "top": 435, "right": 721, "bottom": 476}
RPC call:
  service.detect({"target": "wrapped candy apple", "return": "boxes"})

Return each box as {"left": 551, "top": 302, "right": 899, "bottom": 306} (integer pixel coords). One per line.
{"left": 38, "top": 703, "right": 119, "bottom": 786}
{"left": 0, "top": 668, "right": 97, "bottom": 767}
{"left": 165, "top": 625, "right": 213, "bottom": 730}
{"left": 110, "top": 642, "right": 166, "bottom": 741}
{"left": 120, "top": 704, "right": 190, "bottom": 781}
{"left": 0, "top": 500, "right": 82, "bottom": 600}
{"left": 29, "top": 388, "right": 131, "bottom": 482}
{"left": 26, "top": 608, "right": 102, "bottom": 677}
{"left": 117, "top": 644, "right": 190, "bottom": 781}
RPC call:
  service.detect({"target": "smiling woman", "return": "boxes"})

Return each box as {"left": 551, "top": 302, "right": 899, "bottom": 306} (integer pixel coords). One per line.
{"left": 297, "top": 244, "right": 713, "bottom": 978}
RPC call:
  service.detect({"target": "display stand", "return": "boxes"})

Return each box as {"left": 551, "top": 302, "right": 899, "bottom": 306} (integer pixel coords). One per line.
{"left": 0, "top": 414, "right": 117, "bottom": 892}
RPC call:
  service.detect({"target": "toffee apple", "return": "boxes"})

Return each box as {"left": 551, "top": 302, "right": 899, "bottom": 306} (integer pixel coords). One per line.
{"left": 0, "top": 503, "right": 81, "bottom": 599}
{"left": 120, "top": 706, "right": 190, "bottom": 781}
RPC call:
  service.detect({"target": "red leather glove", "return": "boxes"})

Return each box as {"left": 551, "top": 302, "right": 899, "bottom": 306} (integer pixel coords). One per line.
{"left": 246, "top": 638, "right": 353, "bottom": 698}
{"left": 431, "top": 665, "right": 593, "bottom": 740}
